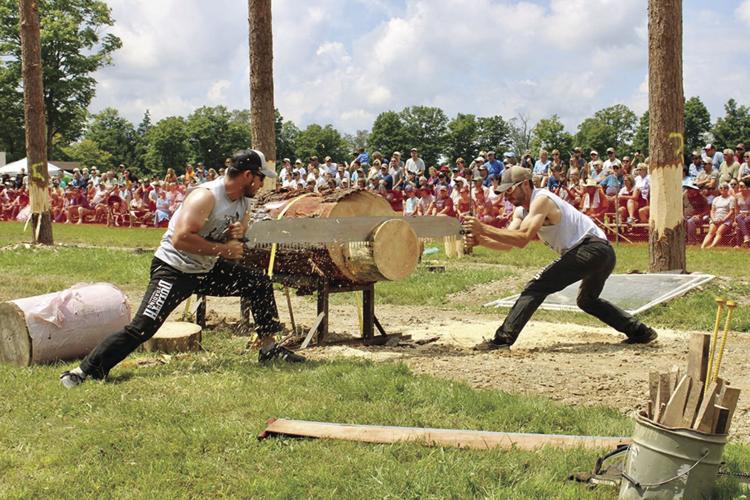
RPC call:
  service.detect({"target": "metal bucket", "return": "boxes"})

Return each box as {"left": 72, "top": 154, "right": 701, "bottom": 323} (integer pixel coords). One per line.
{"left": 619, "top": 413, "right": 727, "bottom": 499}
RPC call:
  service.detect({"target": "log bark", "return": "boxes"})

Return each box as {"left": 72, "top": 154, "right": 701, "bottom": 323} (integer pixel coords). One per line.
{"left": 244, "top": 189, "right": 419, "bottom": 285}
{"left": 142, "top": 321, "right": 202, "bottom": 354}
{"left": 19, "top": 0, "right": 53, "bottom": 245}
{"left": 248, "top": 0, "right": 276, "bottom": 192}
{"left": 647, "top": 0, "right": 685, "bottom": 272}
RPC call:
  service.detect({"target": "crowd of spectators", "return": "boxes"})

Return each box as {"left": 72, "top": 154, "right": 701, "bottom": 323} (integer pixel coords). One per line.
{"left": 1, "top": 141, "right": 749, "bottom": 248}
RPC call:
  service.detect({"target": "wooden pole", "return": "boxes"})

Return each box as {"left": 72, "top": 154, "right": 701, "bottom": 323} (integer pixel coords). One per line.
{"left": 647, "top": 0, "right": 685, "bottom": 272}
{"left": 248, "top": 0, "right": 276, "bottom": 192}
{"left": 18, "top": 0, "right": 53, "bottom": 245}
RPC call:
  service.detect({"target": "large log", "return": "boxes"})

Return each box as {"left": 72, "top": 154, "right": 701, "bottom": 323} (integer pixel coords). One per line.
{"left": 0, "top": 283, "right": 131, "bottom": 366}
{"left": 245, "top": 189, "right": 420, "bottom": 285}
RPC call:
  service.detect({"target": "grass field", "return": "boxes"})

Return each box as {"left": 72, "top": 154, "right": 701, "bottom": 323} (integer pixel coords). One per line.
{"left": 1, "top": 221, "right": 749, "bottom": 497}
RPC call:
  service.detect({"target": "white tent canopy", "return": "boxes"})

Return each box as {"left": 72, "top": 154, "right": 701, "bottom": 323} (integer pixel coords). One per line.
{"left": 0, "top": 158, "right": 62, "bottom": 177}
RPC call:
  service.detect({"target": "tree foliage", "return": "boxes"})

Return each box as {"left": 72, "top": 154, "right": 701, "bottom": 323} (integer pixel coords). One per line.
{"left": 369, "top": 111, "right": 408, "bottom": 159}
{"left": 684, "top": 96, "right": 711, "bottom": 155}
{"left": 445, "top": 113, "right": 478, "bottom": 163}
{"left": 0, "top": 0, "right": 122, "bottom": 158}
{"left": 144, "top": 117, "right": 190, "bottom": 175}
{"left": 711, "top": 98, "right": 750, "bottom": 150}
{"left": 530, "top": 114, "right": 573, "bottom": 158}
{"left": 185, "top": 106, "right": 249, "bottom": 168}
{"left": 61, "top": 138, "right": 111, "bottom": 169}
{"left": 399, "top": 105, "right": 448, "bottom": 166}
{"left": 84, "top": 108, "right": 137, "bottom": 169}
{"left": 294, "top": 123, "right": 348, "bottom": 162}
{"left": 575, "top": 104, "right": 637, "bottom": 155}
{"left": 632, "top": 111, "right": 650, "bottom": 157}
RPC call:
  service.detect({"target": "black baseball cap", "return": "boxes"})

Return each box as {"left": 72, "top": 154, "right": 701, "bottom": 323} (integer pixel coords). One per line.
{"left": 232, "top": 149, "right": 277, "bottom": 178}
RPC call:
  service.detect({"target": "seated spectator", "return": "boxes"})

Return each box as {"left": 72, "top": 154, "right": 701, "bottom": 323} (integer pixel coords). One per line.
{"left": 154, "top": 189, "right": 172, "bottom": 227}
{"left": 702, "top": 183, "right": 736, "bottom": 249}
{"left": 617, "top": 175, "right": 638, "bottom": 223}
{"left": 428, "top": 185, "right": 455, "bottom": 217}
{"left": 455, "top": 185, "right": 473, "bottom": 220}
{"left": 601, "top": 164, "right": 624, "bottom": 205}
{"left": 630, "top": 163, "right": 650, "bottom": 223}
{"left": 128, "top": 190, "right": 152, "bottom": 227}
{"left": 735, "top": 181, "right": 750, "bottom": 248}
{"left": 532, "top": 149, "right": 551, "bottom": 187}
{"left": 718, "top": 149, "right": 740, "bottom": 185}
{"left": 164, "top": 168, "right": 178, "bottom": 184}
{"left": 546, "top": 165, "right": 563, "bottom": 192}
{"left": 580, "top": 179, "right": 609, "bottom": 219}
{"left": 403, "top": 184, "right": 419, "bottom": 217}
{"left": 417, "top": 185, "right": 434, "bottom": 216}
{"left": 683, "top": 181, "right": 709, "bottom": 244}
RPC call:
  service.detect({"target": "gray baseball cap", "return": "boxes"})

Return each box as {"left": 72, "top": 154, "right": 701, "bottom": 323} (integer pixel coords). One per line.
{"left": 495, "top": 166, "right": 532, "bottom": 194}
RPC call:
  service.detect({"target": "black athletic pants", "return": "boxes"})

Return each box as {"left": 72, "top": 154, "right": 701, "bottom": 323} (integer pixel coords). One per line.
{"left": 80, "top": 257, "right": 282, "bottom": 379}
{"left": 495, "top": 237, "right": 651, "bottom": 344}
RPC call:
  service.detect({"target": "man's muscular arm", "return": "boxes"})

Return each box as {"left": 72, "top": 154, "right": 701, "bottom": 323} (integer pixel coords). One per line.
{"left": 171, "top": 188, "right": 244, "bottom": 260}
{"left": 465, "top": 195, "right": 554, "bottom": 249}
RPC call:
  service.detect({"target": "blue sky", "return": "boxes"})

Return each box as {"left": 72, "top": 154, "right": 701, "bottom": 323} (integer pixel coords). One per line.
{"left": 90, "top": 0, "right": 750, "bottom": 133}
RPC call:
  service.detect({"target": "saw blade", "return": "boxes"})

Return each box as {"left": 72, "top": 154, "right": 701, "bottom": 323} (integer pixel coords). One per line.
{"left": 244, "top": 216, "right": 463, "bottom": 247}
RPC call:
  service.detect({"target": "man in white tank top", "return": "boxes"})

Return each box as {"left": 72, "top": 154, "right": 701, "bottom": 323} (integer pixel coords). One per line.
{"left": 464, "top": 166, "right": 657, "bottom": 350}
{"left": 61, "top": 150, "right": 304, "bottom": 389}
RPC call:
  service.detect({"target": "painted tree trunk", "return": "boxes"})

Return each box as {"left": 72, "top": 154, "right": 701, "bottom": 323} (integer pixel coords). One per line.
{"left": 248, "top": 0, "right": 276, "bottom": 192}
{"left": 648, "top": 0, "right": 686, "bottom": 272}
{"left": 244, "top": 189, "right": 420, "bottom": 286}
{"left": 19, "top": 0, "right": 53, "bottom": 244}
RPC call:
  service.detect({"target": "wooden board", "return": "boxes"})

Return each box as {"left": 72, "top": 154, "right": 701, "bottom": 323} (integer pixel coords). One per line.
{"left": 719, "top": 387, "right": 741, "bottom": 432}
{"left": 0, "top": 302, "right": 32, "bottom": 366}
{"left": 258, "top": 418, "right": 632, "bottom": 451}
{"left": 648, "top": 371, "right": 659, "bottom": 413}
{"left": 694, "top": 380, "right": 724, "bottom": 433}
{"left": 713, "top": 406, "right": 730, "bottom": 435}
{"left": 655, "top": 372, "right": 671, "bottom": 422}
{"left": 142, "top": 321, "right": 202, "bottom": 354}
{"left": 682, "top": 381, "right": 704, "bottom": 428}
{"left": 686, "top": 333, "right": 711, "bottom": 383}
{"left": 661, "top": 375, "right": 691, "bottom": 427}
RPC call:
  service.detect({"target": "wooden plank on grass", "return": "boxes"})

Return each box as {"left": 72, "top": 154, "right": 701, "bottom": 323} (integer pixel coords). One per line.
{"left": 258, "top": 418, "right": 632, "bottom": 451}
{"left": 694, "top": 380, "right": 724, "bottom": 433}
{"left": 301, "top": 312, "right": 326, "bottom": 349}
{"left": 661, "top": 375, "right": 691, "bottom": 427}
{"left": 686, "top": 333, "right": 711, "bottom": 383}
{"left": 655, "top": 373, "right": 670, "bottom": 422}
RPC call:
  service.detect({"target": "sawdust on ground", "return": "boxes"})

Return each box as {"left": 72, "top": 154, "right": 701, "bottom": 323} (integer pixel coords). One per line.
{"left": 149, "top": 288, "right": 750, "bottom": 442}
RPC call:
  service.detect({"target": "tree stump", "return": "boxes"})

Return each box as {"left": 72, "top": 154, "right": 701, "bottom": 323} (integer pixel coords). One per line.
{"left": 142, "top": 321, "right": 202, "bottom": 354}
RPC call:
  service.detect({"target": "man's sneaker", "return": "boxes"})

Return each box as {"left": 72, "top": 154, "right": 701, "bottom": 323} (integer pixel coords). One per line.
{"left": 473, "top": 338, "right": 513, "bottom": 351}
{"left": 60, "top": 368, "right": 87, "bottom": 389}
{"left": 622, "top": 328, "right": 658, "bottom": 345}
{"left": 258, "top": 344, "right": 306, "bottom": 363}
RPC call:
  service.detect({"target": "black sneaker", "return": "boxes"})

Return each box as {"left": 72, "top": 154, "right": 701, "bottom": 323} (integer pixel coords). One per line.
{"left": 622, "top": 328, "right": 658, "bottom": 345}
{"left": 473, "top": 338, "right": 513, "bottom": 351}
{"left": 258, "top": 345, "right": 306, "bottom": 363}
{"left": 60, "top": 368, "right": 87, "bottom": 389}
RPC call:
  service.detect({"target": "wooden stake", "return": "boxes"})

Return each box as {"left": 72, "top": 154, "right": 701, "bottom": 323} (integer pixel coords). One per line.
{"left": 686, "top": 333, "right": 711, "bottom": 383}
{"left": 661, "top": 375, "right": 691, "bottom": 427}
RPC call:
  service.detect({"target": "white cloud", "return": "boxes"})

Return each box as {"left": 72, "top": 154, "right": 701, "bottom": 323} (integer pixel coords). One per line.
{"left": 88, "top": 0, "right": 750, "bottom": 136}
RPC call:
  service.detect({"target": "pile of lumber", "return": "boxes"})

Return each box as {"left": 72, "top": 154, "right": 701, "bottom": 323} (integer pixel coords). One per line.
{"left": 644, "top": 333, "right": 740, "bottom": 434}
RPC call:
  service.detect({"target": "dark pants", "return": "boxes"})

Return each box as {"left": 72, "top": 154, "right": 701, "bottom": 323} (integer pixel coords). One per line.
{"left": 496, "top": 238, "right": 650, "bottom": 344}
{"left": 80, "top": 257, "right": 282, "bottom": 379}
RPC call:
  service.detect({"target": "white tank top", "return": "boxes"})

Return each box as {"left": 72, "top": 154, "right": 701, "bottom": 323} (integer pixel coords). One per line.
{"left": 154, "top": 177, "right": 249, "bottom": 273}
{"left": 532, "top": 189, "right": 605, "bottom": 254}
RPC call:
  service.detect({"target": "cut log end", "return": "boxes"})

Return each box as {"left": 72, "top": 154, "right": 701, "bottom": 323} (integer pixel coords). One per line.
{"left": 0, "top": 302, "right": 32, "bottom": 366}
{"left": 372, "top": 219, "right": 419, "bottom": 281}
{"left": 142, "top": 321, "right": 202, "bottom": 354}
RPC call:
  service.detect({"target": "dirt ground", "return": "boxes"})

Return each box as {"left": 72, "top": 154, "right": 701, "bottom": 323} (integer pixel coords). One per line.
{"left": 163, "top": 290, "right": 750, "bottom": 442}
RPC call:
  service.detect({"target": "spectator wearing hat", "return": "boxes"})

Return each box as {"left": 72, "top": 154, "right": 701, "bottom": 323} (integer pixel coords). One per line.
{"left": 403, "top": 184, "right": 419, "bottom": 217}
{"left": 568, "top": 147, "right": 585, "bottom": 180}
{"left": 580, "top": 178, "right": 609, "bottom": 220}
{"left": 532, "top": 150, "right": 551, "bottom": 188}
{"left": 703, "top": 144, "right": 723, "bottom": 172}
{"left": 687, "top": 153, "right": 703, "bottom": 180}
{"left": 695, "top": 159, "right": 719, "bottom": 196}
{"left": 702, "top": 182, "right": 736, "bottom": 248}
{"left": 279, "top": 159, "right": 293, "bottom": 183}
{"left": 682, "top": 181, "right": 709, "bottom": 244}
{"left": 603, "top": 147, "right": 621, "bottom": 173}
{"left": 739, "top": 150, "right": 750, "bottom": 185}
{"left": 428, "top": 184, "right": 455, "bottom": 217}
{"left": 718, "top": 149, "right": 740, "bottom": 184}
{"left": 587, "top": 150, "right": 600, "bottom": 179}
{"left": 478, "top": 163, "right": 492, "bottom": 188}
{"left": 503, "top": 151, "right": 517, "bottom": 166}
{"left": 417, "top": 182, "right": 434, "bottom": 216}
{"left": 471, "top": 175, "right": 488, "bottom": 202}
{"left": 550, "top": 149, "right": 565, "bottom": 174}
{"left": 405, "top": 148, "right": 425, "bottom": 177}
{"left": 470, "top": 156, "right": 485, "bottom": 177}
{"left": 520, "top": 152, "right": 534, "bottom": 170}
{"left": 600, "top": 163, "right": 624, "bottom": 205}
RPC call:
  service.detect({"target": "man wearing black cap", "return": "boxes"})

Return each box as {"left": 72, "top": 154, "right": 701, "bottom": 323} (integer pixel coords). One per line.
{"left": 465, "top": 166, "right": 657, "bottom": 350}
{"left": 61, "top": 149, "right": 303, "bottom": 389}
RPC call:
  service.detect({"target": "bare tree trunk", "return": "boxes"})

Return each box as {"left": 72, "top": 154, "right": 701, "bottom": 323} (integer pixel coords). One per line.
{"left": 18, "top": 0, "right": 52, "bottom": 245}
{"left": 248, "top": 0, "right": 276, "bottom": 192}
{"left": 648, "top": 0, "right": 684, "bottom": 272}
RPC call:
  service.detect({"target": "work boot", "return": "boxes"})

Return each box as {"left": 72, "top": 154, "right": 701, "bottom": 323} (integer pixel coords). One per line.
{"left": 60, "top": 367, "right": 88, "bottom": 389}
{"left": 258, "top": 344, "right": 306, "bottom": 363}
{"left": 473, "top": 337, "right": 513, "bottom": 351}
{"left": 621, "top": 327, "right": 658, "bottom": 345}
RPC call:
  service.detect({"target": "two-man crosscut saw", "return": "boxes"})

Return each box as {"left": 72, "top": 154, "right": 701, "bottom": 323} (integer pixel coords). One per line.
{"left": 244, "top": 215, "right": 464, "bottom": 248}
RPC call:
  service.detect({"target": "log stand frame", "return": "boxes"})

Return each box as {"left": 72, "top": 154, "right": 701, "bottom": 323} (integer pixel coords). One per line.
{"left": 195, "top": 278, "right": 389, "bottom": 346}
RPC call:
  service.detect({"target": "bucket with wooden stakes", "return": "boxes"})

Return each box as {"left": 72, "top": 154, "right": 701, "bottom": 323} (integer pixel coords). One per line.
{"left": 619, "top": 298, "right": 741, "bottom": 500}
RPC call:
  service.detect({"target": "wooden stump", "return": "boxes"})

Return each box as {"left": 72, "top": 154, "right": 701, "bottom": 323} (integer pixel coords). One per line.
{"left": 142, "top": 321, "right": 202, "bottom": 354}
